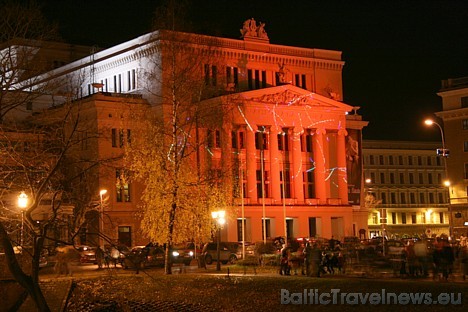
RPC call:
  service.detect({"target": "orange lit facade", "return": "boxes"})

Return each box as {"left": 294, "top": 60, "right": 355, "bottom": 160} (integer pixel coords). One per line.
{"left": 24, "top": 22, "right": 368, "bottom": 246}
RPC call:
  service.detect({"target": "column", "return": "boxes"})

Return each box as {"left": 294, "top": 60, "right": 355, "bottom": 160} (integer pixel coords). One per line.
{"left": 269, "top": 127, "right": 281, "bottom": 202}
{"left": 314, "top": 127, "right": 327, "bottom": 202}
{"left": 246, "top": 125, "right": 257, "bottom": 202}
{"left": 337, "top": 129, "right": 348, "bottom": 203}
{"left": 292, "top": 127, "right": 304, "bottom": 203}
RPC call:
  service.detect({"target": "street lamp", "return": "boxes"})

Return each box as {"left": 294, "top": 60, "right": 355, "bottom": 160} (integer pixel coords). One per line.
{"left": 424, "top": 119, "right": 452, "bottom": 238}
{"left": 17, "top": 192, "right": 28, "bottom": 246}
{"left": 99, "top": 189, "right": 107, "bottom": 247}
{"left": 211, "top": 210, "right": 226, "bottom": 271}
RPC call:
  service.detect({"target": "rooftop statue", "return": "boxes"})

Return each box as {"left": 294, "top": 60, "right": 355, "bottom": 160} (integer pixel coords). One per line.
{"left": 240, "top": 18, "right": 269, "bottom": 39}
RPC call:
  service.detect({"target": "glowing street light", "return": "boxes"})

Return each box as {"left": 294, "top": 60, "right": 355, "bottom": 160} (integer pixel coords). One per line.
{"left": 99, "top": 189, "right": 107, "bottom": 247}
{"left": 211, "top": 210, "right": 226, "bottom": 271}
{"left": 424, "top": 118, "right": 452, "bottom": 238}
{"left": 17, "top": 192, "right": 28, "bottom": 246}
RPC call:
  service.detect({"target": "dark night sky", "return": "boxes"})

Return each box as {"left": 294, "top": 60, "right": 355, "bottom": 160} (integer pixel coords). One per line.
{"left": 39, "top": 0, "right": 468, "bottom": 141}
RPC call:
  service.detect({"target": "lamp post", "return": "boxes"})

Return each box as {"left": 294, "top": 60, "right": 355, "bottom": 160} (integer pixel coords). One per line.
{"left": 424, "top": 119, "right": 452, "bottom": 238}
{"left": 211, "top": 210, "right": 225, "bottom": 271}
{"left": 17, "top": 192, "right": 28, "bottom": 246}
{"left": 99, "top": 189, "right": 107, "bottom": 247}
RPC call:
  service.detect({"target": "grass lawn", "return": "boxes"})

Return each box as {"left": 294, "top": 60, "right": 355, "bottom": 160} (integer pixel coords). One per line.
{"left": 65, "top": 267, "right": 468, "bottom": 312}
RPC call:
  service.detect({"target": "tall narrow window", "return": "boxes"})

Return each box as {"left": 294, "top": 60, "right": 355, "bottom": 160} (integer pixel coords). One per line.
{"left": 303, "top": 170, "right": 315, "bottom": 198}
{"left": 256, "top": 169, "right": 269, "bottom": 198}
{"left": 112, "top": 129, "right": 117, "bottom": 147}
{"left": 248, "top": 69, "right": 253, "bottom": 90}
{"left": 255, "top": 127, "right": 268, "bottom": 150}
{"left": 400, "top": 193, "right": 406, "bottom": 204}
{"left": 127, "top": 129, "right": 131, "bottom": 144}
{"left": 280, "top": 169, "right": 291, "bottom": 198}
{"left": 116, "top": 169, "right": 131, "bottom": 202}
{"left": 119, "top": 129, "right": 124, "bottom": 148}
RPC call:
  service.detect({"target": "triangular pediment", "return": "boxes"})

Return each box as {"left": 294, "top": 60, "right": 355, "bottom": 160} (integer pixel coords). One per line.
{"left": 237, "top": 84, "right": 353, "bottom": 112}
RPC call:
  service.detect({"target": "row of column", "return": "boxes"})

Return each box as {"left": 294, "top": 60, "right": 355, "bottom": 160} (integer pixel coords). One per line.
{"left": 243, "top": 125, "right": 349, "bottom": 204}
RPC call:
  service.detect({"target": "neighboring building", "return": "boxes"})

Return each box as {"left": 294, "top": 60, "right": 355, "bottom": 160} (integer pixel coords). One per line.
{"left": 437, "top": 76, "right": 468, "bottom": 237}
{"left": 10, "top": 21, "right": 369, "bottom": 246}
{"left": 363, "top": 140, "right": 450, "bottom": 238}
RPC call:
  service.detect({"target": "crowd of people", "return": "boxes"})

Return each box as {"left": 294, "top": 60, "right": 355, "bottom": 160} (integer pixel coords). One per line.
{"left": 278, "top": 235, "right": 468, "bottom": 281}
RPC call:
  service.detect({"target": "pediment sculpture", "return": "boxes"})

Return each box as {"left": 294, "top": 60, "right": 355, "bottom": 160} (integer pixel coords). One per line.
{"left": 248, "top": 90, "right": 310, "bottom": 105}
{"left": 240, "top": 18, "right": 269, "bottom": 39}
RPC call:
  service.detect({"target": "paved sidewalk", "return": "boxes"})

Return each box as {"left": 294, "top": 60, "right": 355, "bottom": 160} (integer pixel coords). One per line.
{"left": 19, "top": 279, "right": 72, "bottom": 312}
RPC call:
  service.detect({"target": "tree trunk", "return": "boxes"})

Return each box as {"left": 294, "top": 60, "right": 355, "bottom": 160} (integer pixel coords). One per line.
{"left": 0, "top": 223, "right": 50, "bottom": 312}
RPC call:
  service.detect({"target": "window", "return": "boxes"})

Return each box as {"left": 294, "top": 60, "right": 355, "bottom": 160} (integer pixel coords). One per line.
{"left": 398, "top": 155, "right": 403, "bottom": 165}
{"left": 408, "top": 156, "right": 413, "bottom": 165}
{"left": 380, "top": 172, "right": 385, "bottom": 184}
{"left": 390, "top": 173, "right": 395, "bottom": 184}
{"left": 278, "top": 132, "right": 289, "bottom": 151}
{"left": 207, "top": 129, "right": 221, "bottom": 148}
{"left": 119, "top": 129, "right": 124, "bottom": 148}
{"left": 127, "top": 71, "right": 131, "bottom": 91}
{"left": 226, "top": 66, "right": 239, "bottom": 89}
{"left": 419, "top": 193, "right": 425, "bottom": 204}
{"left": 389, "top": 156, "right": 394, "bottom": 165}
{"left": 261, "top": 219, "right": 271, "bottom": 239}
{"left": 438, "top": 193, "right": 443, "bottom": 203}
{"left": 409, "top": 173, "right": 414, "bottom": 184}
{"left": 465, "top": 163, "right": 468, "bottom": 179}
{"left": 411, "top": 214, "right": 417, "bottom": 224}
{"left": 301, "top": 130, "right": 313, "bottom": 153}
{"left": 429, "top": 193, "right": 435, "bottom": 204}
{"left": 255, "top": 127, "right": 268, "bottom": 150}
{"left": 369, "top": 155, "right": 375, "bottom": 165}
{"left": 419, "top": 173, "right": 424, "bottom": 184}
{"left": 410, "top": 192, "right": 416, "bottom": 204}
{"left": 248, "top": 69, "right": 266, "bottom": 90}
{"left": 372, "top": 213, "right": 378, "bottom": 225}
{"left": 462, "top": 96, "right": 468, "bottom": 108}
{"left": 463, "top": 119, "right": 468, "bottom": 130}
{"left": 390, "top": 193, "right": 396, "bottom": 203}
{"left": 428, "top": 173, "right": 433, "bottom": 184}
{"left": 280, "top": 169, "right": 291, "bottom": 198}
{"left": 381, "top": 193, "right": 387, "bottom": 204}
{"left": 400, "top": 193, "right": 406, "bottom": 204}
{"left": 237, "top": 219, "right": 247, "bottom": 241}
{"left": 370, "top": 172, "right": 375, "bottom": 184}
{"left": 303, "top": 170, "right": 315, "bottom": 198}
{"left": 391, "top": 212, "right": 396, "bottom": 224}
{"left": 439, "top": 212, "right": 444, "bottom": 224}
{"left": 401, "top": 213, "right": 407, "bottom": 224}
{"left": 232, "top": 130, "right": 245, "bottom": 149}
{"left": 204, "top": 64, "right": 217, "bottom": 86}
{"left": 427, "top": 156, "right": 432, "bottom": 166}
{"left": 379, "top": 155, "right": 384, "bottom": 165}
{"left": 116, "top": 169, "right": 131, "bottom": 202}
{"left": 112, "top": 129, "right": 117, "bottom": 147}
{"left": 256, "top": 170, "right": 269, "bottom": 198}
{"left": 418, "top": 156, "right": 422, "bottom": 165}
{"left": 399, "top": 173, "right": 405, "bottom": 184}
{"left": 294, "top": 74, "right": 306, "bottom": 89}
{"left": 464, "top": 141, "right": 468, "bottom": 152}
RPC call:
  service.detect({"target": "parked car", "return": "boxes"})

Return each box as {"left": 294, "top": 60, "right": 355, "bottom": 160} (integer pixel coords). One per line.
{"left": 78, "top": 245, "right": 97, "bottom": 264}
{"left": 202, "top": 242, "right": 242, "bottom": 265}
{"left": 171, "top": 243, "right": 194, "bottom": 265}
{"left": 122, "top": 245, "right": 165, "bottom": 269}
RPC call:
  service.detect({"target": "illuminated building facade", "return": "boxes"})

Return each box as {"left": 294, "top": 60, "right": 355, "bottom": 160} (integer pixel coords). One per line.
{"left": 17, "top": 21, "right": 369, "bottom": 246}
{"left": 363, "top": 140, "right": 450, "bottom": 238}
{"left": 437, "top": 76, "right": 468, "bottom": 237}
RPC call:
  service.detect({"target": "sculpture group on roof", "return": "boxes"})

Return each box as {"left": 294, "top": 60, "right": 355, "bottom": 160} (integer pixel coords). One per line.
{"left": 240, "top": 18, "right": 269, "bottom": 39}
